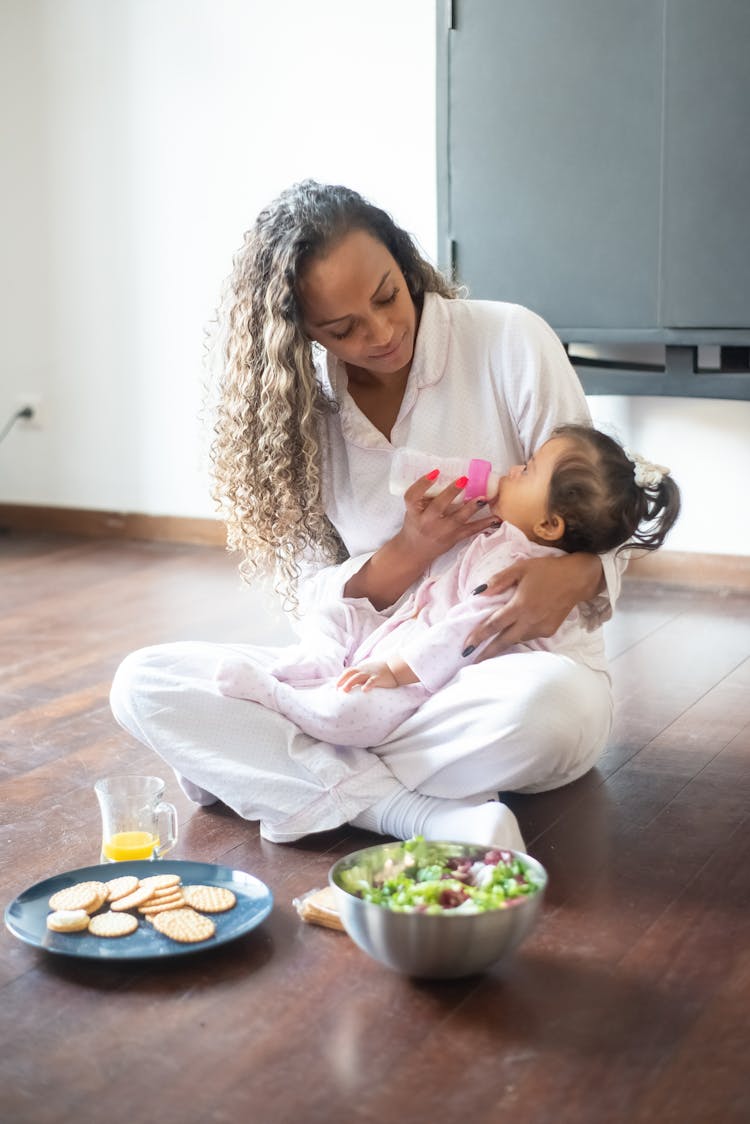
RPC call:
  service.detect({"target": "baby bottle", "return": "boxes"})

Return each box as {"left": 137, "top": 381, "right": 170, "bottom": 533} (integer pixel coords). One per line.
{"left": 389, "top": 448, "right": 501, "bottom": 501}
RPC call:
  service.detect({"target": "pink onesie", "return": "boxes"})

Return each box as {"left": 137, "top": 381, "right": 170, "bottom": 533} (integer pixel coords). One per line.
{"left": 215, "top": 522, "right": 606, "bottom": 748}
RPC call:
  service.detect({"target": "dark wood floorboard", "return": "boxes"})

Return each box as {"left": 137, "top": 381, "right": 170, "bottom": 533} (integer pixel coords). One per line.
{"left": 1, "top": 533, "right": 749, "bottom": 1124}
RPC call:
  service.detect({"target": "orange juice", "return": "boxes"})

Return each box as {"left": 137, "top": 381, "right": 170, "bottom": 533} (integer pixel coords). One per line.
{"left": 102, "top": 831, "right": 159, "bottom": 861}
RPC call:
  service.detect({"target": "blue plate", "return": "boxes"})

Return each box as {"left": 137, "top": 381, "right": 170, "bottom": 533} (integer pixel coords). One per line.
{"left": 4, "top": 859, "right": 273, "bottom": 961}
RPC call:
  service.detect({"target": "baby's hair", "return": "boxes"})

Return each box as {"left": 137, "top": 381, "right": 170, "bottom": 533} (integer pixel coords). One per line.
{"left": 547, "top": 424, "right": 681, "bottom": 555}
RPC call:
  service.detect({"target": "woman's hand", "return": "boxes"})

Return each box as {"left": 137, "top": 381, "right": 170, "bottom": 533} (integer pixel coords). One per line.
{"left": 463, "top": 552, "right": 604, "bottom": 658}
{"left": 396, "top": 473, "right": 499, "bottom": 570}
{"left": 343, "top": 473, "right": 497, "bottom": 610}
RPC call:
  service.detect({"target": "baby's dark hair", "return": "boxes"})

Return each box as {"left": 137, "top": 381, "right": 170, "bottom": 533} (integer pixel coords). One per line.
{"left": 547, "top": 424, "right": 681, "bottom": 555}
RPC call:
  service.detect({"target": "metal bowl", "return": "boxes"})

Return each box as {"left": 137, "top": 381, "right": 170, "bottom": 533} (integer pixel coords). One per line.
{"left": 329, "top": 839, "right": 547, "bottom": 979}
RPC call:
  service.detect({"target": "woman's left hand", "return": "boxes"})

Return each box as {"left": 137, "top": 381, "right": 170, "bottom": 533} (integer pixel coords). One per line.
{"left": 463, "top": 552, "right": 604, "bottom": 658}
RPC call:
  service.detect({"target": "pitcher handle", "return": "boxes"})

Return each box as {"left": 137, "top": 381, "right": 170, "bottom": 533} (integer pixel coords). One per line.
{"left": 155, "top": 800, "right": 178, "bottom": 857}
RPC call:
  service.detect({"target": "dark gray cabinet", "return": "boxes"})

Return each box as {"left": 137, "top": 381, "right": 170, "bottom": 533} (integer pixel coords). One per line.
{"left": 661, "top": 2, "right": 750, "bottom": 330}
{"left": 438, "top": 0, "right": 750, "bottom": 398}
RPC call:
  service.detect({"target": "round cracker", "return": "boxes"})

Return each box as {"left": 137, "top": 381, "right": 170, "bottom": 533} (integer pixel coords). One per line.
{"left": 49, "top": 881, "right": 108, "bottom": 913}
{"left": 142, "top": 888, "right": 183, "bottom": 905}
{"left": 105, "top": 875, "right": 140, "bottom": 902}
{"left": 110, "top": 884, "right": 156, "bottom": 911}
{"left": 88, "top": 910, "right": 139, "bottom": 938}
{"left": 47, "top": 909, "right": 91, "bottom": 933}
{"left": 182, "top": 885, "right": 237, "bottom": 913}
{"left": 151, "top": 907, "right": 215, "bottom": 943}
{"left": 138, "top": 874, "right": 181, "bottom": 891}
{"left": 150, "top": 884, "right": 184, "bottom": 900}
{"left": 89, "top": 885, "right": 109, "bottom": 913}
{"left": 139, "top": 896, "right": 186, "bottom": 915}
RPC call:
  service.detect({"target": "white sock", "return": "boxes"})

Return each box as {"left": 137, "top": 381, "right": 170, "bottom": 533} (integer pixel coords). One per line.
{"left": 351, "top": 788, "right": 525, "bottom": 852}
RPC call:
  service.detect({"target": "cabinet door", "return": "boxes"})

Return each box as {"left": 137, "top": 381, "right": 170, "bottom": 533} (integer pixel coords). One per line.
{"left": 660, "top": 0, "right": 750, "bottom": 328}
{"left": 443, "top": 0, "right": 664, "bottom": 330}
{"left": 442, "top": 0, "right": 750, "bottom": 334}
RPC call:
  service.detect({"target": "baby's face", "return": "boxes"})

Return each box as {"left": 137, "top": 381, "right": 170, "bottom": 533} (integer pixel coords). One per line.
{"left": 490, "top": 436, "right": 573, "bottom": 542}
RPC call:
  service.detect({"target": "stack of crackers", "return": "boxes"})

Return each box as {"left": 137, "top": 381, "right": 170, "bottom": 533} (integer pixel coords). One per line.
{"left": 293, "top": 885, "right": 344, "bottom": 931}
{"left": 46, "top": 873, "right": 236, "bottom": 944}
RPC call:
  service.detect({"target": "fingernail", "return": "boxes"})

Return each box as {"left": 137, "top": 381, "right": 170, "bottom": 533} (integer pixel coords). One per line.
{"left": 462, "top": 645, "right": 476, "bottom": 658}
{"left": 425, "top": 469, "right": 440, "bottom": 480}
{"left": 454, "top": 475, "right": 469, "bottom": 489}
{"left": 472, "top": 583, "right": 488, "bottom": 595}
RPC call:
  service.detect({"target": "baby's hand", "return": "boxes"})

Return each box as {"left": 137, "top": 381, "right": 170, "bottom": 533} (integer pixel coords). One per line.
{"left": 337, "top": 661, "right": 399, "bottom": 693}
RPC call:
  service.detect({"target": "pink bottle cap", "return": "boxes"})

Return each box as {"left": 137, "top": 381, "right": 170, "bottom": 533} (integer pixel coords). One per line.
{"left": 464, "top": 459, "right": 492, "bottom": 501}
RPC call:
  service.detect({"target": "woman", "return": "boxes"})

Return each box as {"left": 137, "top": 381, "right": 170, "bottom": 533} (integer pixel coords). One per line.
{"left": 110, "top": 181, "right": 621, "bottom": 848}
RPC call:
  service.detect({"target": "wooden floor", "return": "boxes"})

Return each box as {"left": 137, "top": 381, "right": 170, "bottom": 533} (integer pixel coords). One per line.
{"left": 1, "top": 533, "right": 749, "bottom": 1124}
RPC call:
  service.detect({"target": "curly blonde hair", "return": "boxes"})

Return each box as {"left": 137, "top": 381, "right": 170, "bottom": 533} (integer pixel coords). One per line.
{"left": 208, "top": 180, "right": 459, "bottom": 611}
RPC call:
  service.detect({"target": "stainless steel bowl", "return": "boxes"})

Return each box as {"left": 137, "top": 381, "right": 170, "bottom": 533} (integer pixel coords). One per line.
{"left": 329, "top": 839, "right": 547, "bottom": 979}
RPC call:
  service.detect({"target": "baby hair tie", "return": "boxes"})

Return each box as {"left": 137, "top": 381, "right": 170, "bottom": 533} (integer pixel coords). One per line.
{"left": 625, "top": 449, "right": 671, "bottom": 489}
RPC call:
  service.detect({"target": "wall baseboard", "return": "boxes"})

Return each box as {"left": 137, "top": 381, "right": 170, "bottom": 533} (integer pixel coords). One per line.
{"left": 1, "top": 502, "right": 749, "bottom": 592}
{"left": 625, "top": 549, "right": 750, "bottom": 593}
{"left": 0, "top": 503, "right": 226, "bottom": 547}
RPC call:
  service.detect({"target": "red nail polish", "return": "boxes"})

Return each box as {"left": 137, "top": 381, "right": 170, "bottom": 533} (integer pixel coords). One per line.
{"left": 455, "top": 475, "right": 469, "bottom": 489}
{"left": 425, "top": 469, "right": 440, "bottom": 480}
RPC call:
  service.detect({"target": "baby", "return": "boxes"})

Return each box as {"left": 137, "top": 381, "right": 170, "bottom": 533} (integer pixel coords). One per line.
{"left": 216, "top": 424, "right": 681, "bottom": 746}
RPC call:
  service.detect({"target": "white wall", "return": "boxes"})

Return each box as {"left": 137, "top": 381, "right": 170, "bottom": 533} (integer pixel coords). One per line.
{"left": 588, "top": 393, "right": 750, "bottom": 557}
{"left": 1, "top": 0, "right": 747, "bottom": 555}
{"left": 1, "top": 0, "right": 437, "bottom": 517}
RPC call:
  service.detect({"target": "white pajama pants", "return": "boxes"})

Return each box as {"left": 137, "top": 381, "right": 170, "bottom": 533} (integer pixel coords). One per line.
{"left": 109, "top": 639, "right": 613, "bottom": 842}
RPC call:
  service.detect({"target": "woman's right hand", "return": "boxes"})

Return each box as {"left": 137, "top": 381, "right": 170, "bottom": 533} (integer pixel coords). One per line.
{"left": 343, "top": 472, "right": 498, "bottom": 610}
{"left": 396, "top": 473, "right": 499, "bottom": 569}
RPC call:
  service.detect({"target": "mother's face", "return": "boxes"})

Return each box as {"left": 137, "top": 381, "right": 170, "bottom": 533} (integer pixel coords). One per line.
{"left": 298, "top": 229, "right": 417, "bottom": 380}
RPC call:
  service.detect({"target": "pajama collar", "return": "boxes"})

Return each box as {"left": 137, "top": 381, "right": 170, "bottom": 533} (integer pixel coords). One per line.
{"left": 317, "top": 292, "right": 451, "bottom": 450}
